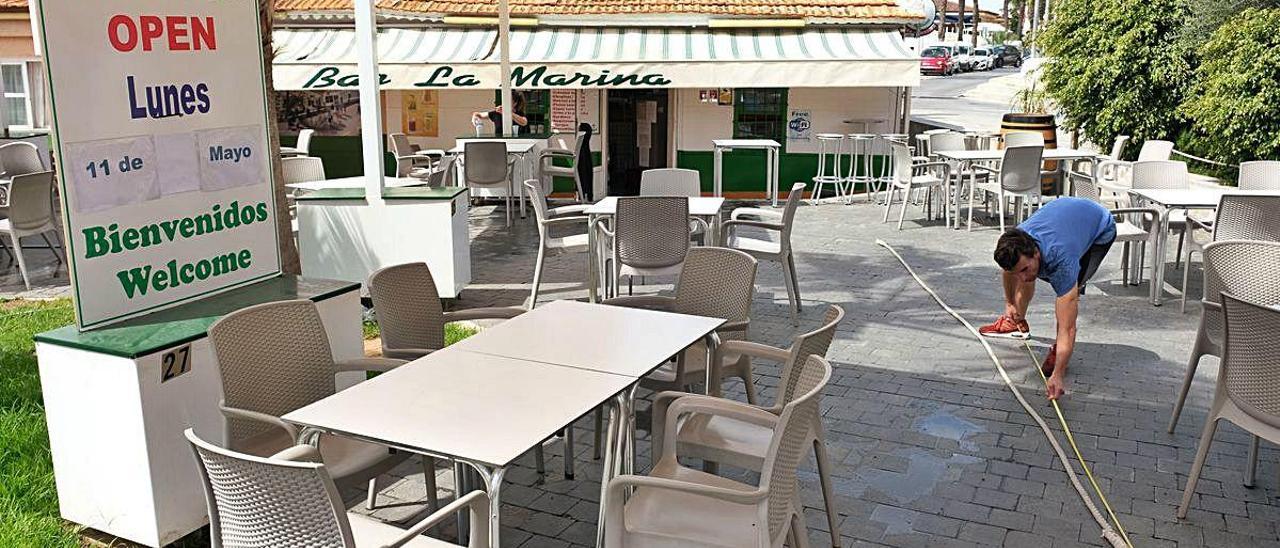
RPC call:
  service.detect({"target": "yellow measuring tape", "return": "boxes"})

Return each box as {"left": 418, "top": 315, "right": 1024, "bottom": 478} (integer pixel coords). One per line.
{"left": 876, "top": 240, "right": 1132, "bottom": 548}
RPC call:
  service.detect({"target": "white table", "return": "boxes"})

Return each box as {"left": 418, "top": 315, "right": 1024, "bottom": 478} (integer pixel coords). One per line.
{"left": 582, "top": 197, "right": 725, "bottom": 302}
{"left": 1126, "top": 187, "right": 1269, "bottom": 306}
{"left": 285, "top": 176, "right": 428, "bottom": 192}
{"left": 936, "top": 148, "right": 1107, "bottom": 229}
{"left": 712, "top": 139, "right": 781, "bottom": 206}
{"left": 285, "top": 300, "right": 724, "bottom": 548}
{"left": 284, "top": 347, "right": 635, "bottom": 548}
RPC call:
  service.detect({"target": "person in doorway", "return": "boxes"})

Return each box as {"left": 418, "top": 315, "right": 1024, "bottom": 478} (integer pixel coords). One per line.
{"left": 979, "top": 197, "right": 1117, "bottom": 400}
{"left": 471, "top": 91, "right": 528, "bottom": 137}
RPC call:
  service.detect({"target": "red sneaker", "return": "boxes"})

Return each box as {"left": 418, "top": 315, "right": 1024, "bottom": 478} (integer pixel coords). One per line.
{"left": 979, "top": 315, "right": 1030, "bottom": 340}
{"left": 1041, "top": 344, "right": 1058, "bottom": 377}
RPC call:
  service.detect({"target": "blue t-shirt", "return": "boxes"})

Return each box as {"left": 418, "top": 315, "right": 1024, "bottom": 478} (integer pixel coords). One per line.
{"left": 1018, "top": 198, "right": 1117, "bottom": 297}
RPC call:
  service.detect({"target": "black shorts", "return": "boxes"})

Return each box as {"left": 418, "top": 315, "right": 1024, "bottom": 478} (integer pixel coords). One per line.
{"left": 1077, "top": 238, "right": 1114, "bottom": 294}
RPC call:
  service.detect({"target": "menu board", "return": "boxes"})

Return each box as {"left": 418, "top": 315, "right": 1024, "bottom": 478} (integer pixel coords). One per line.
{"left": 35, "top": 0, "right": 282, "bottom": 329}
{"left": 400, "top": 90, "right": 438, "bottom": 137}
{"left": 550, "top": 90, "right": 577, "bottom": 133}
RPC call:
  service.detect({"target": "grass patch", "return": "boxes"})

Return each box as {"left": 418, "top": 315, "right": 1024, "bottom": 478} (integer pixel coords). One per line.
{"left": 0, "top": 299, "right": 79, "bottom": 547}
{"left": 362, "top": 319, "right": 478, "bottom": 346}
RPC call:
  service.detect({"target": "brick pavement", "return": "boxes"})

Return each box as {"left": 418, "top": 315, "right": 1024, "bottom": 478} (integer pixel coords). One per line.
{"left": 345, "top": 198, "right": 1280, "bottom": 547}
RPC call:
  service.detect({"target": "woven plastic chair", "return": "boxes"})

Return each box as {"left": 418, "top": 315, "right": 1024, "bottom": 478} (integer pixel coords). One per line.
{"left": 1180, "top": 195, "right": 1280, "bottom": 312}
{"left": 603, "top": 247, "right": 758, "bottom": 396}
{"left": 1071, "top": 171, "right": 1159, "bottom": 286}
{"left": 281, "top": 128, "right": 314, "bottom": 158}
{"left": 207, "top": 299, "right": 435, "bottom": 512}
{"left": 882, "top": 141, "right": 951, "bottom": 230}
{"left": 463, "top": 141, "right": 516, "bottom": 227}
{"left": 523, "top": 180, "right": 589, "bottom": 308}
{"left": 603, "top": 355, "right": 831, "bottom": 548}
{"left": 722, "top": 183, "right": 805, "bottom": 322}
{"left": 640, "top": 168, "right": 701, "bottom": 197}
{"left": 539, "top": 129, "right": 590, "bottom": 202}
{"left": 186, "top": 429, "right": 490, "bottom": 548}
{"left": 0, "top": 172, "right": 64, "bottom": 289}
{"left": 1178, "top": 294, "right": 1280, "bottom": 518}
{"left": 1096, "top": 139, "right": 1174, "bottom": 193}
{"left": 1130, "top": 160, "right": 1193, "bottom": 268}
{"left": 968, "top": 144, "right": 1044, "bottom": 232}
{"left": 594, "top": 196, "right": 698, "bottom": 297}
{"left": 653, "top": 305, "right": 845, "bottom": 547}
{"left": 0, "top": 142, "right": 42, "bottom": 178}
{"left": 282, "top": 156, "right": 326, "bottom": 185}
{"left": 1238, "top": 161, "right": 1280, "bottom": 191}
{"left": 1168, "top": 240, "right": 1280, "bottom": 433}
{"left": 389, "top": 133, "right": 436, "bottom": 178}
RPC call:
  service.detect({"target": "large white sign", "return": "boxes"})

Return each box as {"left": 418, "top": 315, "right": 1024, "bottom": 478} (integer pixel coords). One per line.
{"left": 36, "top": 0, "right": 281, "bottom": 329}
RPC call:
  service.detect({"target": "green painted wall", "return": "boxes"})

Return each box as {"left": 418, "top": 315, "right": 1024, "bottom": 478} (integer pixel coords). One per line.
{"left": 676, "top": 149, "right": 886, "bottom": 193}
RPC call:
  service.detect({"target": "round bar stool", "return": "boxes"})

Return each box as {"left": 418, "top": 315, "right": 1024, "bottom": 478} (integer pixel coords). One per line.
{"left": 846, "top": 134, "right": 876, "bottom": 203}
{"left": 810, "top": 133, "right": 846, "bottom": 203}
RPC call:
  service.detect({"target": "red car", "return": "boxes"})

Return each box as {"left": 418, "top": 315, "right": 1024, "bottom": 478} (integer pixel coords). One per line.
{"left": 920, "top": 46, "right": 955, "bottom": 76}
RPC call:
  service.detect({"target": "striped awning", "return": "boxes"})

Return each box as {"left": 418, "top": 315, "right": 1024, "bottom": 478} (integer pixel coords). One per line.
{"left": 272, "top": 26, "right": 920, "bottom": 89}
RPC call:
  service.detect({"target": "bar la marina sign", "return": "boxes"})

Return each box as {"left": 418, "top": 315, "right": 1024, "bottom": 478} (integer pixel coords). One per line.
{"left": 300, "top": 64, "right": 674, "bottom": 89}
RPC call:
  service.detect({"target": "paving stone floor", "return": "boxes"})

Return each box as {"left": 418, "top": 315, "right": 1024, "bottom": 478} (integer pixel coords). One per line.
{"left": 10, "top": 196, "right": 1278, "bottom": 547}
{"left": 339, "top": 197, "right": 1280, "bottom": 548}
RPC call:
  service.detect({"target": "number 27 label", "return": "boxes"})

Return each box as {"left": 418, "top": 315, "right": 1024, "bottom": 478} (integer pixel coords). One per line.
{"left": 161, "top": 345, "right": 192, "bottom": 383}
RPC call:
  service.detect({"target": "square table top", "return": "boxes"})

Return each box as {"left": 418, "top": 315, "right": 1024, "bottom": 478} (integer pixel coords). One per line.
{"left": 447, "top": 300, "right": 725, "bottom": 378}
{"left": 283, "top": 346, "right": 635, "bottom": 468}
{"left": 1129, "top": 188, "right": 1278, "bottom": 208}
{"left": 712, "top": 139, "right": 781, "bottom": 149}
{"left": 584, "top": 196, "right": 725, "bottom": 217}
{"left": 448, "top": 141, "right": 537, "bottom": 154}
{"left": 286, "top": 176, "right": 428, "bottom": 191}
{"left": 934, "top": 148, "right": 1105, "bottom": 162}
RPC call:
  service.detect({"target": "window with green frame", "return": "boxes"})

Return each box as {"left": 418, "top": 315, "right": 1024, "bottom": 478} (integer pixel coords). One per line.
{"left": 733, "top": 88, "right": 787, "bottom": 143}
{"left": 492, "top": 89, "right": 551, "bottom": 134}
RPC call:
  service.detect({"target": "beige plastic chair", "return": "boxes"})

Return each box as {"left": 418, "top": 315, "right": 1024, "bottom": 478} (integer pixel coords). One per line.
{"left": 968, "top": 144, "right": 1044, "bottom": 232}
{"left": 1071, "top": 171, "right": 1159, "bottom": 286}
{"left": 0, "top": 171, "right": 64, "bottom": 289}
{"left": 463, "top": 141, "right": 516, "bottom": 227}
{"left": 1238, "top": 161, "right": 1280, "bottom": 191}
{"left": 390, "top": 133, "right": 441, "bottom": 178}
{"left": 282, "top": 156, "right": 326, "bottom": 185}
{"left": 207, "top": 299, "right": 434, "bottom": 511}
{"left": 722, "top": 183, "right": 805, "bottom": 322}
{"left": 1131, "top": 160, "right": 1193, "bottom": 269}
{"left": 602, "top": 246, "right": 758, "bottom": 397}
{"left": 1096, "top": 139, "right": 1175, "bottom": 195}
{"left": 654, "top": 305, "right": 846, "bottom": 548}
{"left": 1168, "top": 240, "right": 1280, "bottom": 433}
{"left": 1180, "top": 195, "right": 1280, "bottom": 312}
{"left": 640, "top": 168, "right": 701, "bottom": 197}
{"left": 186, "top": 429, "right": 490, "bottom": 548}
{"left": 1178, "top": 293, "right": 1280, "bottom": 519}
{"left": 882, "top": 141, "right": 951, "bottom": 230}
{"left": 539, "top": 130, "right": 590, "bottom": 202}
{"left": 603, "top": 355, "right": 832, "bottom": 548}
{"left": 0, "top": 141, "right": 43, "bottom": 178}
{"left": 595, "top": 196, "right": 700, "bottom": 297}
{"left": 523, "top": 180, "right": 590, "bottom": 308}
{"left": 280, "top": 128, "right": 315, "bottom": 158}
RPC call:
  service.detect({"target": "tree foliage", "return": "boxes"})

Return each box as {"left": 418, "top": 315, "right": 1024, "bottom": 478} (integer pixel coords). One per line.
{"left": 1180, "top": 8, "right": 1280, "bottom": 166}
{"left": 1179, "top": 0, "right": 1280, "bottom": 47}
{"left": 1037, "top": 0, "right": 1194, "bottom": 151}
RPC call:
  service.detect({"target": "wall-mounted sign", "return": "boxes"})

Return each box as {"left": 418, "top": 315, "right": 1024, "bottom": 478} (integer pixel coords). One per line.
{"left": 36, "top": 0, "right": 281, "bottom": 329}
{"left": 550, "top": 90, "right": 577, "bottom": 132}
{"left": 400, "top": 90, "right": 438, "bottom": 137}
{"left": 787, "top": 109, "right": 812, "bottom": 141}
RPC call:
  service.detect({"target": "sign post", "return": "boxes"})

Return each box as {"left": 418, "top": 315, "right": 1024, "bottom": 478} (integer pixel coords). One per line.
{"left": 36, "top": 0, "right": 282, "bottom": 330}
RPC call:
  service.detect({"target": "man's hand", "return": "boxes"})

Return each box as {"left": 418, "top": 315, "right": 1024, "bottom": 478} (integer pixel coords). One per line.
{"left": 1046, "top": 373, "right": 1066, "bottom": 400}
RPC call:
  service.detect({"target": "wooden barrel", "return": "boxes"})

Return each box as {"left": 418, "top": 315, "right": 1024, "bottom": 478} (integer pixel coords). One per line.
{"left": 1000, "top": 113, "right": 1059, "bottom": 195}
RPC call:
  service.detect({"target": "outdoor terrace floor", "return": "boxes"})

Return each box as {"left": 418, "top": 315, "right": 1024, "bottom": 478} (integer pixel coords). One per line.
{"left": 8, "top": 196, "right": 1278, "bottom": 547}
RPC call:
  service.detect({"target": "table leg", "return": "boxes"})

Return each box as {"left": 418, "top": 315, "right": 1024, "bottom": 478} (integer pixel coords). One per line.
{"left": 713, "top": 147, "right": 723, "bottom": 198}
{"left": 520, "top": 152, "right": 531, "bottom": 219}
{"left": 472, "top": 465, "right": 507, "bottom": 548}
{"left": 771, "top": 148, "right": 781, "bottom": 208}
{"left": 596, "top": 397, "right": 622, "bottom": 548}
{"left": 1151, "top": 208, "right": 1172, "bottom": 306}
{"left": 454, "top": 462, "right": 470, "bottom": 540}
{"left": 588, "top": 214, "right": 598, "bottom": 303}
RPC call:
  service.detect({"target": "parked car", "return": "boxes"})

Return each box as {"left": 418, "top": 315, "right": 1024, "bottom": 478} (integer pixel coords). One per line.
{"left": 993, "top": 44, "right": 1023, "bottom": 68}
{"left": 952, "top": 44, "right": 975, "bottom": 72}
{"left": 973, "top": 48, "right": 994, "bottom": 71}
{"left": 920, "top": 46, "right": 956, "bottom": 76}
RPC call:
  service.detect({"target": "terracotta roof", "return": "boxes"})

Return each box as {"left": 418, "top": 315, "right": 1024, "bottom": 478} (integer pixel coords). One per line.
{"left": 276, "top": 0, "right": 920, "bottom": 21}
{"left": 0, "top": 0, "right": 27, "bottom": 11}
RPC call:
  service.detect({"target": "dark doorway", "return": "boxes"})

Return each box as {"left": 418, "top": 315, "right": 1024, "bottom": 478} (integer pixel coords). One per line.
{"left": 606, "top": 89, "right": 669, "bottom": 196}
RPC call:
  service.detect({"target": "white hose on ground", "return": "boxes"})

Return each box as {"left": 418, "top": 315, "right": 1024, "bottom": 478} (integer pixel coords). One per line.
{"left": 875, "top": 239, "right": 1131, "bottom": 548}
